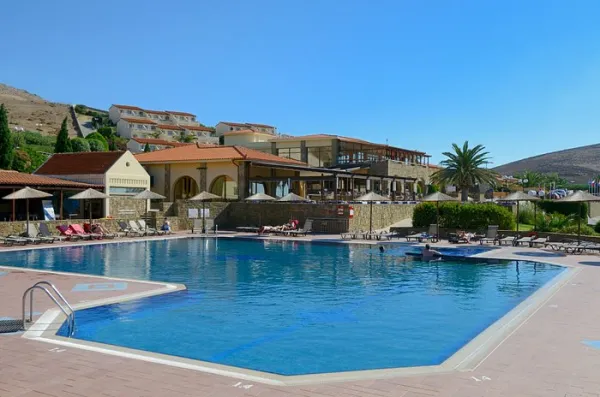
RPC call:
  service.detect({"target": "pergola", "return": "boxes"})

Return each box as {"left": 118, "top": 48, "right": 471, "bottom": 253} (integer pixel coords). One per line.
{"left": 248, "top": 161, "right": 417, "bottom": 201}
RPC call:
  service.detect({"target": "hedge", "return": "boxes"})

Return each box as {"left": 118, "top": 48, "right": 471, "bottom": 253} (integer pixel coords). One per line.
{"left": 537, "top": 200, "right": 587, "bottom": 219}
{"left": 412, "top": 202, "right": 516, "bottom": 230}
{"left": 85, "top": 132, "right": 109, "bottom": 150}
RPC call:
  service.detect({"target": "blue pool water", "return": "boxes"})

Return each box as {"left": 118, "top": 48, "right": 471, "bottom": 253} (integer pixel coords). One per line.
{"left": 0, "top": 239, "right": 563, "bottom": 375}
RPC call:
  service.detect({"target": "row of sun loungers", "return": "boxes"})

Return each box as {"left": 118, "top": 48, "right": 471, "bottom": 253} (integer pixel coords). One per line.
{"left": 258, "top": 219, "right": 314, "bottom": 237}
{"left": 1, "top": 220, "right": 171, "bottom": 247}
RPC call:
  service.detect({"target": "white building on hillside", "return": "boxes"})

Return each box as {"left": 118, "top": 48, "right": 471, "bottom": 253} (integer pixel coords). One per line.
{"left": 215, "top": 121, "right": 276, "bottom": 137}
{"left": 109, "top": 104, "right": 217, "bottom": 144}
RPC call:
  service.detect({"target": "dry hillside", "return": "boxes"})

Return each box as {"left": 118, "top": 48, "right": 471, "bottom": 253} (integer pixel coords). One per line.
{"left": 0, "top": 83, "right": 77, "bottom": 136}
{"left": 494, "top": 144, "right": 600, "bottom": 183}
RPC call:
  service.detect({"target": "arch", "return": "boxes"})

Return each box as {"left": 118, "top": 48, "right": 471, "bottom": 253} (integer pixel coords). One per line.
{"left": 210, "top": 175, "right": 238, "bottom": 199}
{"left": 173, "top": 176, "right": 199, "bottom": 200}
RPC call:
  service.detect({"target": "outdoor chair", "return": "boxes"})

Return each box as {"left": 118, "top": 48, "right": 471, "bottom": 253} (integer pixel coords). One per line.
{"left": 479, "top": 225, "right": 499, "bottom": 245}
{"left": 56, "top": 225, "right": 83, "bottom": 241}
{"left": 530, "top": 237, "right": 547, "bottom": 247}
{"left": 499, "top": 235, "right": 517, "bottom": 246}
{"left": 138, "top": 220, "right": 165, "bottom": 236}
{"left": 84, "top": 223, "right": 117, "bottom": 239}
{"left": 118, "top": 221, "right": 143, "bottom": 237}
{"left": 26, "top": 224, "right": 55, "bottom": 243}
{"left": 285, "top": 219, "right": 313, "bottom": 237}
{"left": 129, "top": 220, "right": 148, "bottom": 236}
{"left": 375, "top": 231, "right": 393, "bottom": 241}
{"left": 406, "top": 224, "right": 438, "bottom": 243}
{"left": 515, "top": 236, "right": 534, "bottom": 246}
{"left": 2, "top": 236, "right": 28, "bottom": 246}
{"left": 448, "top": 232, "right": 469, "bottom": 244}
{"left": 39, "top": 223, "right": 67, "bottom": 242}
{"left": 70, "top": 224, "right": 102, "bottom": 240}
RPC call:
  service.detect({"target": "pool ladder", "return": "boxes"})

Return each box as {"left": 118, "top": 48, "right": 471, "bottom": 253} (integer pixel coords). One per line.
{"left": 22, "top": 281, "right": 75, "bottom": 337}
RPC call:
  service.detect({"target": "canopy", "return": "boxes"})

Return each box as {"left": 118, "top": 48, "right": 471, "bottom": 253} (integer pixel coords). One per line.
{"left": 3, "top": 187, "right": 52, "bottom": 200}
{"left": 133, "top": 189, "right": 166, "bottom": 200}
{"left": 189, "top": 191, "right": 221, "bottom": 201}
{"left": 496, "top": 191, "right": 540, "bottom": 202}
{"left": 69, "top": 188, "right": 108, "bottom": 200}
{"left": 421, "top": 192, "right": 457, "bottom": 202}
{"left": 278, "top": 193, "right": 310, "bottom": 202}
{"left": 556, "top": 190, "right": 600, "bottom": 203}
{"left": 355, "top": 192, "right": 389, "bottom": 202}
{"left": 245, "top": 192, "right": 276, "bottom": 201}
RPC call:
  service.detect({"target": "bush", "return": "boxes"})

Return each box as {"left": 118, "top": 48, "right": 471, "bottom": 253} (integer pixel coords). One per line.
{"left": 70, "top": 138, "right": 90, "bottom": 152}
{"left": 412, "top": 202, "right": 516, "bottom": 230}
{"left": 74, "top": 104, "right": 88, "bottom": 114}
{"left": 88, "top": 139, "right": 106, "bottom": 152}
{"left": 20, "top": 131, "right": 56, "bottom": 147}
{"left": 85, "top": 132, "right": 109, "bottom": 150}
{"left": 11, "top": 147, "right": 47, "bottom": 173}
{"left": 535, "top": 213, "right": 574, "bottom": 232}
{"left": 517, "top": 205, "right": 536, "bottom": 225}
{"left": 595, "top": 222, "right": 600, "bottom": 234}
{"left": 538, "top": 199, "right": 587, "bottom": 219}
{"left": 559, "top": 224, "right": 596, "bottom": 236}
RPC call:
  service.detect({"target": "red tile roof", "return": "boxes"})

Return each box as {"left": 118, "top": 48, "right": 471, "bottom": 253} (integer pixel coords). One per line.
{"left": 184, "top": 125, "right": 213, "bottom": 132}
{"left": 220, "top": 121, "right": 275, "bottom": 129}
{"left": 144, "top": 109, "right": 169, "bottom": 115}
{"left": 121, "top": 117, "right": 157, "bottom": 125}
{"left": 113, "top": 104, "right": 144, "bottom": 111}
{"left": 223, "top": 129, "right": 265, "bottom": 136}
{"left": 157, "top": 124, "right": 184, "bottom": 131}
{"left": 0, "top": 170, "right": 98, "bottom": 188}
{"left": 36, "top": 152, "right": 125, "bottom": 175}
{"left": 131, "top": 138, "right": 193, "bottom": 147}
{"left": 135, "top": 144, "right": 306, "bottom": 165}
{"left": 166, "top": 110, "right": 196, "bottom": 117}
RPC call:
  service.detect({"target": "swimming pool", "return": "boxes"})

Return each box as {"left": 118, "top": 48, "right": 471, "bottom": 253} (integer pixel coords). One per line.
{"left": 0, "top": 239, "right": 564, "bottom": 375}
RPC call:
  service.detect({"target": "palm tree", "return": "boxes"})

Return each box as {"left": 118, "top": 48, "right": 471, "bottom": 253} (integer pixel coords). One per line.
{"left": 177, "top": 131, "right": 196, "bottom": 143}
{"left": 432, "top": 141, "right": 497, "bottom": 202}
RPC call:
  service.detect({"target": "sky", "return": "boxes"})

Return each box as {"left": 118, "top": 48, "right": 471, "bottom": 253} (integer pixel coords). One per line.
{"left": 1, "top": 0, "right": 599, "bottom": 166}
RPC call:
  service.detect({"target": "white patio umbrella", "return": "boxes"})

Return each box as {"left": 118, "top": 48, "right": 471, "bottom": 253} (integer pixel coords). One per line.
{"left": 133, "top": 190, "right": 166, "bottom": 232}
{"left": 555, "top": 191, "right": 600, "bottom": 243}
{"left": 245, "top": 192, "right": 276, "bottom": 201}
{"left": 3, "top": 187, "right": 52, "bottom": 234}
{"left": 496, "top": 191, "right": 540, "bottom": 233}
{"left": 69, "top": 188, "right": 108, "bottom": 225}
{"left": 355, "top": 192, "right": 390, "bottom": 233}
{"left": 189, "top": 191, "right": 221, "bottom": 233}
{"left": 421, "top": 192, "right": 458, "bottom": 238}
{"left": 277, "top": 193, "right": 310, "bottom": 202}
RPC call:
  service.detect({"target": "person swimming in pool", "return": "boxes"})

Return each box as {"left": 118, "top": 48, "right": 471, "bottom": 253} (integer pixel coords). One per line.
{"left": 379, "top": 246, "right": 385, "bottom": 253}
{"left": 421, "top": 244, "right": 441, "bottom": 260}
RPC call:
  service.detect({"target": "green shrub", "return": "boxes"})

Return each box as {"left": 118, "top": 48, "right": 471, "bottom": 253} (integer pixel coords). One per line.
{"left": 11, "top": 147, "right": 48, "bottom": 173}
{"left": 412, "top": 202, "right": 515, "bottom": 230}
{"left": 559, "top": 224, "right": 596, "bottom": 236}
{"left": 70, "top": 138, "right": 90, "bottom": 152}
{"left": 85, "top": 132, "right": 109, "bottom": 150}
{"left": 538, "top": 199, "right": 587, "bottom": 219}
{"left": 88, "top": 139, "right": 106, "bottom": 152}
{"left": 20, "top": 131, "right": 56, "bottom": 147}
{"left": 517, "top": 206, "right": 536, "bottom": 225}
{"left": 595, "top": 222, "right": 600, "bottom": 234}
{"left": 535, "top": 213, "right": 575, "bottom": 232}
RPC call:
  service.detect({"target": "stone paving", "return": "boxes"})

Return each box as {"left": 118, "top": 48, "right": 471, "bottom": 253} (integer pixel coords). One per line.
{"left": 1, "top": 236, "right": 600, "bottom": 396}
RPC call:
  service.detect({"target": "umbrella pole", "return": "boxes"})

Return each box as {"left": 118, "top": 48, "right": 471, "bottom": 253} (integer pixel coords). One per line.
{"left": 369, "top": 201, "right": 373, "bottom": 234}
{"left": 26, "top": 198, "right": 29, "bottom": 236}
{"left": 146, "top": 200, "right": 149, "bottom": 234}
{"left": 202, "top": 201, "right": 206, "bottom": 234}
{"left": 89, "top": 200, "right": 92, "bottom": 226}
{"left": 516, "top": 201, "right": 520, "bottom": 233}
{"left": 534, "top": 202, "right": 537, "bottom": 232}
{"left": 578, "top": 202, "right": 582, "bottom": 244}
{"left": 437, "top": 201, "right": 440, "bottom": 238}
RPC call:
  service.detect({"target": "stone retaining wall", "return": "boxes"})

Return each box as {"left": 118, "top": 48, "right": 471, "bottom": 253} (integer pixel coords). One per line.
{"left": 349, "top": 204, "right": 415, "bottom": 231}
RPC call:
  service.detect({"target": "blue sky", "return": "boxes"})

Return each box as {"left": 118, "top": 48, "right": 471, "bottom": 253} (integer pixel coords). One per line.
{"left": 1, "top": 0, "right": 599, "bottom": 166}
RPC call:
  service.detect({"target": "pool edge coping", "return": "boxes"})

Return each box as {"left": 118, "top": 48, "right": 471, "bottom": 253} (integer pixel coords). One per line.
{"left": 6, "top": 238, "right": 580, "bottom": 386}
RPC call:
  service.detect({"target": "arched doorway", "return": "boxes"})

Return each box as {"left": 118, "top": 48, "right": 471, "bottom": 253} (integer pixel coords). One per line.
{"left": 173, "top": 176, "right": 199, "bottom": 199}
{"left": 210, "top": 175, "right": 238, "bottom": 199}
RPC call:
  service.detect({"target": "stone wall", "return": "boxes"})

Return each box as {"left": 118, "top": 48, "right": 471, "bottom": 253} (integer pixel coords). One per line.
{"left": 349, "top": 204, "right": 415, "bottom": 231}
{"left": 370, "top": 160, "right": 436, "bottom": 182}
{"left": 108, "top": 197, "right": 147, "bottom": 219}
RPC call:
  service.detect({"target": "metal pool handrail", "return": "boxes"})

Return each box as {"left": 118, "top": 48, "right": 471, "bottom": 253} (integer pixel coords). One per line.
{"left": 22, "top": 281, "right": 75, "bottom": 336}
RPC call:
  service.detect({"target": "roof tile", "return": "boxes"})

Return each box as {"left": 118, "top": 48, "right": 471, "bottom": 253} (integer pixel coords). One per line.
{"left": 0, "top": 170, "right": 97, "bottom": 188}
{"left": 36, "top": 152, "right": 125, "bottom": 175}
{"left": 121, "top": 117, "right": 157, "bottom": 125}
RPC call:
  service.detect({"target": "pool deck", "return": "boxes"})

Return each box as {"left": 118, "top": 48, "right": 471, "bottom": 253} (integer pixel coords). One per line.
{"left": 2, "top": 234, "right": 600, "bottom": 396}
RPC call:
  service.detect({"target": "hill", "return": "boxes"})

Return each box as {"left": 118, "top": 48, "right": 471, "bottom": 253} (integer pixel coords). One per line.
{"left": 0, "top": 83, "right": 77, "bottom": 136}
{"left": 494, "top": 143, "right": 600, "bottom": 183}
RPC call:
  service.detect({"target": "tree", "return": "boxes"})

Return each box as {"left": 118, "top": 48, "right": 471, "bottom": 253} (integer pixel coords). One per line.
{"left": 0, "top": 104, "right": 14, "bottom": 169}
{"left": 149, "top": 131, "right": 162, "bottom": 139}
{"left": 513, "top": 170, "right": 543, "bottom": 190}
{"left": 54, "top": 117, "right": 72, "bottom": 153}
{"left": 143, "top": 143, "right": 151, "bottom": 152}
{"left": 85, "top": 132, "right": 109, "bottom": 150}
{"left": 88, "top": 139, "right": 107, "bottom": 152}
{"left": 70, "top": 137, "right": 90, "bottom": 152}
{"left": 177, "top": 131, "right": 195, "bottom": 143}
{"left": 97, "top": 126, "right": 114, "bottom": 140}
{"left": 431, "top": 141, "right": 497, "bottom": 201}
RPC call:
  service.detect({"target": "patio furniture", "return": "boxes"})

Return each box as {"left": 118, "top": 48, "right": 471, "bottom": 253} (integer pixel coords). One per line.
{"left": 498, "top": 236, "right": 517, "bottom": 246}
{"left": 479, "top": 225, "right": 499, "bottom": 245}
{"left": 285, "top": 219, "right": 313, "bottom": 237}
{"left": 56, "top": 225, "right": 83, "bottom": 241}
{"left": 117, "top": 221, "right": 144, "bottom": 237}
{"left": 39, "top": 223, "right": 67, "bottom": 242}
{"left": 138, "top": 219, "right": 165, "bottom": 236}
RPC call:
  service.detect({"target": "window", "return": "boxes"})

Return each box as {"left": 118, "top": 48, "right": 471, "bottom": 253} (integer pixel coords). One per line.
{"left": 108, "top": 187, "right": 145, "bottom": 196}
{"left": 277, "top": 147, "right": 302, "bottom": 161}
{"left": 129, "top": 123, "right": 133, "bottom": 128}
{"left": 150, "top": 176, "right": 155, "bottom": 187}
{"left": 230, "top": 127, "right": 233, "bottom": 131}
{"left": 127, "top": 110, "right": 133, "bottom": 115}
{"left": 168, "top": 131, "right": 173, "bottom": 136}
{"left": 151, "top": 126, "right": 156, "bottom": 130}
{"left": 308, "top": 146, "right": 333, "bottom": 167}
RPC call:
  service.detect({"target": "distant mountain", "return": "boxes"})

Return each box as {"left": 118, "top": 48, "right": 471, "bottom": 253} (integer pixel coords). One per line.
{"left": 494, "top": 144, "right": 600, "bottom": 183}
{"left": 0, "top": 83, "right": 77, "bottom": 136}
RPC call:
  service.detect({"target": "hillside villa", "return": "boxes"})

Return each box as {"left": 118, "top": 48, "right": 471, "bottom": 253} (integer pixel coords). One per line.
{"left": 109, "top": 104, "right": 218, "bottom": 145}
